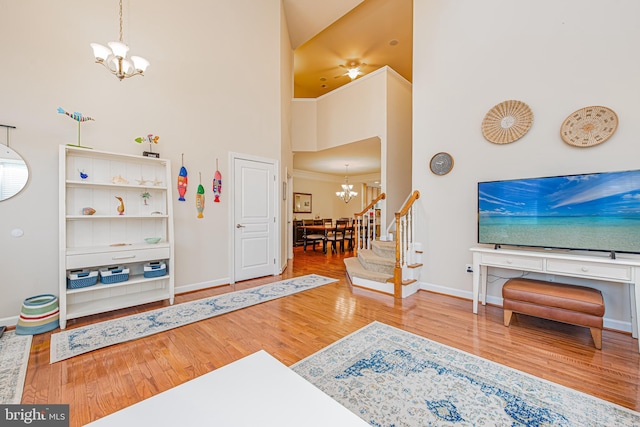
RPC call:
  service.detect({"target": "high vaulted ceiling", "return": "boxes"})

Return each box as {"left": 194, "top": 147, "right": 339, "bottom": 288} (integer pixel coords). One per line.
{"left": 283, "top": 0, "right": 412, "bottom": 178}
{"left": 286, "top": 0, "right": 413, "bottom": 99}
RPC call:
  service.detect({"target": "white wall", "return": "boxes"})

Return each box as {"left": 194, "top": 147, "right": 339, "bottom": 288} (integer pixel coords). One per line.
{"left": 279, "top": 2, "right": 294, "bottom": 272}
{"left": 292, "top": 171, "right": 363, "bottom": 221}
{"left": 291, "top": 69, "right": 388, "bottom": 153}
{"left": 413, "top": 0, "right": 640, "bottom": 331}
{"left": 291, "top": 67, "right": 413, "bottom": 230}
{"left": 384, "top": 70, "right": 413, "bottom": 223}
{"left": 315, "top": 70, "right": 387, "bottom": 150}
{"left": 0, "top": 0, "right": 285, "bottom": 323}
{"left": 291, "top": 100, "right": 318, "bottom": 151}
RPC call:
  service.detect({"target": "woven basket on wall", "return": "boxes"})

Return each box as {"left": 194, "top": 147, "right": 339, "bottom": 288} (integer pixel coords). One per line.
{"left": 481, "top": 100, "right": 534, "bottom": 144}
{"left": 560, "top": 105, "right": 618, "bottom": 147}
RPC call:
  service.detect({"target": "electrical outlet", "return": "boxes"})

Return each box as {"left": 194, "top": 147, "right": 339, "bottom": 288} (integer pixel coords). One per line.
{"left": 465, "top": 264, "right": 473, "bottom": 273}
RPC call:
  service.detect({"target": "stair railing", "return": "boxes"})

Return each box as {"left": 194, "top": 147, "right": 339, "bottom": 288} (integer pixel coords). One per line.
{"left": 393, "top": 190, "right": 420, "bottom": 298}
{"left": 353, "top": 193, "right": 386, "bottom": 256}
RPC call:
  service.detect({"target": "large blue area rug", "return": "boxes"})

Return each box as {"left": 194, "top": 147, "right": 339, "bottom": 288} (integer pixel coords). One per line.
{"left": 291, "top": 321, "right": 640, "bottom": 426}
{"left": 50, "top": 274, "right": 336, "bottom": 363}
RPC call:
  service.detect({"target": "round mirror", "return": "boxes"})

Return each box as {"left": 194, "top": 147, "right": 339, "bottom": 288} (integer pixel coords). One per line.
{"left": 0, "top": 145, "right": 29, "bottom": 201}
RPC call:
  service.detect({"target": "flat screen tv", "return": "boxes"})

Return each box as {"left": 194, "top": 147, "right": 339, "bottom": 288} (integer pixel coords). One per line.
{"left": 477, "top": 169, "right": 640, "bottom": 256}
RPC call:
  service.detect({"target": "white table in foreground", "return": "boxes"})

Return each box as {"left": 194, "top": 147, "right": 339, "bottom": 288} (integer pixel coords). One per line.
{"left": 470, "top": 246, "right": 640, "bottom": 352}
{"left": 85, "top": 350, "right": 369, "bottom": 427}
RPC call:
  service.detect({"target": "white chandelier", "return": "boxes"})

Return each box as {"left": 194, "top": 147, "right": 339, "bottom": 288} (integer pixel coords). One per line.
{"left": 90, "top": 0, "right": 149, "bottom": 81}
{"left": 336, "top": 164, "right": 358, "bottom": 204}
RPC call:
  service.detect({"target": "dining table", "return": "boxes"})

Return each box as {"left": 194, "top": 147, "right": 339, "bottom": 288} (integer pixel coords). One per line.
{"left": 301, "top": 224, "right": 353, "bottom": 253}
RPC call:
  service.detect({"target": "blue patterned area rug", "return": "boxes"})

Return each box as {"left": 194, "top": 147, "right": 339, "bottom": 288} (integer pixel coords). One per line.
{"left": 291, "top": 321, "right": 640, "bottom": 426}
{"left": 50, "top": 274, "right": 336, "bottom": 363}
{"left": 0, "top": 331, "right": 32, "bottom": 404}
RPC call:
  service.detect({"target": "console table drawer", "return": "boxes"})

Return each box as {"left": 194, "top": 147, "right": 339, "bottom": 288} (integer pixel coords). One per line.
{"left": 546, "top": 259, "right": 632, "bottom": 282}
{"left": 67, "top": 247, "right": 170, "bottom": 269}
{"left": 479, "top": 253, "right": 544, "bottom": 271}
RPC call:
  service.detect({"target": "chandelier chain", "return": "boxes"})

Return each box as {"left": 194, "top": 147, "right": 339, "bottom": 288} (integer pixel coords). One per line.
{"left": 118, "top": 0, "right": 124, "bottom": 42}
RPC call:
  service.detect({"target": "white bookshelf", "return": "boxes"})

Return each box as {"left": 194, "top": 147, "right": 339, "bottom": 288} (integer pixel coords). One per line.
{"left": 59, "top": 145, "right": 175, "bottom": 329}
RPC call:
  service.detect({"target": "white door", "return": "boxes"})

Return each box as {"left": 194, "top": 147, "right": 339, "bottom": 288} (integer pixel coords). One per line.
{"left": 233, "top": 156, "right": 276, "bottom": 282}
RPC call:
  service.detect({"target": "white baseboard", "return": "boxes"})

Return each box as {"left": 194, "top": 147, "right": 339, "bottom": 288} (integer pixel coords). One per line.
{"left": 419, "top": 281, "right": 632, "bottom": 334}
{"left": 604, "top": 318, "right": 632, "bottom": 334}
{"left": 175, "top": 277, "right": 230, "bottom": 295}
{"left": 0, "top": 316, "right": 18, "bottom": 328}
{"left": 420, "top": 281, "right": 472, "bottom": 301}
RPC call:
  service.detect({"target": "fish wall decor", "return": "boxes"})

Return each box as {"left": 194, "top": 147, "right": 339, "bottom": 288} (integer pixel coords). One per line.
{"left": 213, "top": 158, "right": 222, "bottom": 202}
{"left": 178, "top": 153, "right": 188, "bottom": 201}
{"left": 196, "top": 172, "right": 205, "bottom": 218}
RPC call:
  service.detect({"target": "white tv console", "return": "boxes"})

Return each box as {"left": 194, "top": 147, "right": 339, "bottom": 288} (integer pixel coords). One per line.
{"left": 470, "top": 246, "right": 640, "bottom": 352}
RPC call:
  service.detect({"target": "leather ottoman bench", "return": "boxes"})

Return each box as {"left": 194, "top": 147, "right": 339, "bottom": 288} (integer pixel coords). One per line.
{"left": 502, "top": 278, "right": 605, "bottom": 349}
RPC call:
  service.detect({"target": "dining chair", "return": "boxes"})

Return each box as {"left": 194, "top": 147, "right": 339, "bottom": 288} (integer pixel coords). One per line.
{"left": 326, "top": 219, "right": 349, "bottom": 253}
{"left": 323, "top": 218, "right": 335, "bottom": 243}
{"left": 302, "top": 219, "right": 325, "bottom": 252}
{"left": 343, "top": 223, "right": 354, "bottom": 251}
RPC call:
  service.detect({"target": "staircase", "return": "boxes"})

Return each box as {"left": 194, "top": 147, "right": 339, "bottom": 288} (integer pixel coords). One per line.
{"left": 344, "top": 190, "right": 422, "bottom": 299}
{"left": 344, "top": 240, "right": 423, "bottom": 298}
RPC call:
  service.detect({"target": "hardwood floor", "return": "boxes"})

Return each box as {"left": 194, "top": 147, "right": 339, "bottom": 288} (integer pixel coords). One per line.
{"left": 22, "top": 247, "right": 640, "bottom": 426}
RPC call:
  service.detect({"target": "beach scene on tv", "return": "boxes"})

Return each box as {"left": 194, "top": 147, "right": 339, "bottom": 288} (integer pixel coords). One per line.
{"left": 478, "top": 170, "right": 640, "bottom": 254}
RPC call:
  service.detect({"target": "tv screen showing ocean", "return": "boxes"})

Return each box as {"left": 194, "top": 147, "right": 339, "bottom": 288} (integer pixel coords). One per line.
{"left": 478, "top": 170, "right": 640, "bottom": 254}
{"left": 479, "top": 216, "right": 640, "bottom": 253}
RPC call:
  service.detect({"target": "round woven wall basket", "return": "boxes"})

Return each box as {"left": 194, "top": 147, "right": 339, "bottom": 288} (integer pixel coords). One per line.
{"left": 560, "top": 105, "right": 618, "bottom": 147}
{"left": 481, "top": 100, "right": 534, "bottom": 144}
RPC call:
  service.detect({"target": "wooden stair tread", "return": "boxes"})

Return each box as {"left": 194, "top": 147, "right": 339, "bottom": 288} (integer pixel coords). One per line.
{"left": 358, "top": 249, "right": 395, "bottom": 266}
{"left": 408, "top": 263, "right": 423, "bottom": 269}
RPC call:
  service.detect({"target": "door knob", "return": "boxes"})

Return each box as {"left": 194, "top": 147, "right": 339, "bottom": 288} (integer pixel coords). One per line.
{"left": 236, "top": 224, "right": 245, "bottom": 228}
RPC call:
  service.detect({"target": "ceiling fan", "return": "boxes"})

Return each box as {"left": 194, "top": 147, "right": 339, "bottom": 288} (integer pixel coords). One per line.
{"left": 335, "top": 60, "right": 368, "bottom": 80}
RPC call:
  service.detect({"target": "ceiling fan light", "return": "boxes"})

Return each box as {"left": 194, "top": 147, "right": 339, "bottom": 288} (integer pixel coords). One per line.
{"left": 347, "top": 68, "right": 360, "bottom": 80}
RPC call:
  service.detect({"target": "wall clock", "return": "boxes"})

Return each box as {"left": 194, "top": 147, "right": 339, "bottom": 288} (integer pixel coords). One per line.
{"left": 481, "top": 100, "right": 534, "bottom": 144}
{"left": 560, "top": 106, "right": 618, "bottom": 147}
{"left": 429, "top": 152, "right": 454, "bottom": 176}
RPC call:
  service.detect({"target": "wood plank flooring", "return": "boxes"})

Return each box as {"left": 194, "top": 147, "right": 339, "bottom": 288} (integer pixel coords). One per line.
{"left": 22, "top": 247, "right": 640, "bottom": 426}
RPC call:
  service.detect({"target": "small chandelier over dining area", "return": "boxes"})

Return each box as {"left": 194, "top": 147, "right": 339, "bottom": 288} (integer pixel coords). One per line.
{"left": 90, "top": 0, "right": 149, "bottom": 81}
{"left": 336, "top": 164, "right": 358, "bottom": 204}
